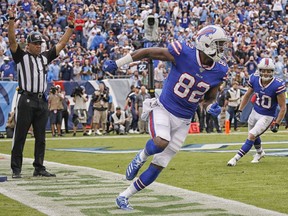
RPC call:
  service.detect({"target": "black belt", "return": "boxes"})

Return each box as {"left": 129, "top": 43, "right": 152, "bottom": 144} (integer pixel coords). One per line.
{"left": 21, "top": 90, "right": 44, "bottom": 99}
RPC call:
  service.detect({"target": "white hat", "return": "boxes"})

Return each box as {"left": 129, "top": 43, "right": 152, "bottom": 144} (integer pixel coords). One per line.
{"left": 96, "top": 28, "right": 101, "bottom": 33}
{"left": 271, "top": 42, "right": 277, "bottom": 47}
{"left": 3, "top": 56, "right": 9, "bottom": 61}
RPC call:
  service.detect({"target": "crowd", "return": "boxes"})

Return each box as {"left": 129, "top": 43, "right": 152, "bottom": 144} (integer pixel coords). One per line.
{"left": 2, "top": 0, "right": 288, "bottom": 136}
{"left": 0, "top": 0, "right": 287, "bottom": 84}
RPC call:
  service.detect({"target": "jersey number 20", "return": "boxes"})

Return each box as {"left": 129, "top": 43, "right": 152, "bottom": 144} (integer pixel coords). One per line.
{"left": 174, "top": 73, "right": 210, "bottom": 103}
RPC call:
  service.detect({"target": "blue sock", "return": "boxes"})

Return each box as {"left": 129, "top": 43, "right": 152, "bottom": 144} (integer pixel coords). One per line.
{"left": 145, "top": 139, "right": 164, "bottom": 156}
{"left": 237, "top": 139, "right": 254, "bottom": 157}
{"left": 254, "top": 137, "right": 262, "bottom": 152}
{"left": 254, "top": 137, "right": 261, "bottom": 147}
{"left": 133, "top": 164, "right": 162, "bottom": 191}
{"left": 254, "top": 137, "right": 261, "bottom": 145}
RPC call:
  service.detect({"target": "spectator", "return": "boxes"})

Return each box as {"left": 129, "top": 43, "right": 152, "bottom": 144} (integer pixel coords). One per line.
{"left": 91, "top": 82, "right": 110, "bottom": 135}
{"left": 0, "top": 56, "right": 16, "bottom": 80}
{"left": 48, "top": 59, "right": 60, "bottom": 81}
{"left": 72, "top": 86, "right": 89, "bottom": 136}
{"left": 130, "top": 70, "right": 141, "bottom": 87}
{"left": 0, "top": 47, "right": 5, "bottom": 67}
{"left": 81, "top": 58, "right": 92, "bottom": 80}
{"left": 89, "top": 28, "right": 106, "bottom": 50}
{"left": 125, "top": 85, "right": 140, "bottom": 134}
{"left": 154, "top": 61, "right": 166, "bottom": 89}
{"left": 224, "top": 81, "right": 244, "bottom": 132}
{"left": 74, "top": 13, "right": 85, "bottom": 46}
{"left": 135, "top": 85, "right": 151, "bottom": 134}
{"left": 272, "top": 0, "right": 284, "bottom": 20}
{"left": 48, "top": 85, "right": 64, "bottom": 137}
{"left": 274, "top": 55, "right": 285, "bottom": 80}
{"left": 73, "top": 60, "right": 82, "bottom": 81}
{"left": 109, "top": 106, "right": 130, "bottom": 135}
{"left": 60, "top": 59, "right": 74, "bottom": 81}
{"left": 244, "top": 56, "right": 258, "bottom": 75}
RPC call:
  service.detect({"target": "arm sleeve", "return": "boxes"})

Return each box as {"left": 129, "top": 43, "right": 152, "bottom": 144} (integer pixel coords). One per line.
{"left": 11, "top": 45, "right": 25, "bottom": 64}
{"left": 167, "top": 41, "right": 184, "bottom": 58}
{"left": 43, "top": 46, "right": 57, "bottom": 64}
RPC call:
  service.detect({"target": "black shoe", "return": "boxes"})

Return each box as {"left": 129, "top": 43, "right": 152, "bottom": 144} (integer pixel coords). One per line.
{"left": 12, "top": 173, "right": 22, "bottom": 178}
{"left": 33, "top": 169, "right": 56, "bottom": 177}
{"left": 83, "top": 132, "right": 89, "bottom": 136}
{"left": 73, "top": 133, "right": 76, "bottom": 136}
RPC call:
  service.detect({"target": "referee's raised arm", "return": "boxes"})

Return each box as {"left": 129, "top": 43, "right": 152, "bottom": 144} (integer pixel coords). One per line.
{"left": 55, "top": 11, "right": 76, "bottom": 56}
{"left": 7, "top": 6, "right": 17, "bottom": 53}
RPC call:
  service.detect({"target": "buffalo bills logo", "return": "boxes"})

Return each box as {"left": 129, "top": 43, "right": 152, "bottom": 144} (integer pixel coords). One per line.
{"left": 197, "top": 27, "right": 217, "bottom": 40}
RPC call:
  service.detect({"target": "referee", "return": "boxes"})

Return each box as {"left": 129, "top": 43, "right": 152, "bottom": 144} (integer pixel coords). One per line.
{"left": 8, "top": 7, "right": 76, "bottom": 178}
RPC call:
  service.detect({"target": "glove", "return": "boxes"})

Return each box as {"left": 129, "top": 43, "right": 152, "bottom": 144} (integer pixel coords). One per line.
{"left": 102, "top": 60, "right": 118, "bottom": 73}
{"left": 235, "top": 110, "right": 242, "bottom": 122}
{"left": 270, "top": 122, "right": 279, "bottom": 133}
{"left": 207, "top": 103, "right": 221, "bottom": 117}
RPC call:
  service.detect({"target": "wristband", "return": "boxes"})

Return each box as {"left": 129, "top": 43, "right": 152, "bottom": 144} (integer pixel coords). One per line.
{"left": 115, "top": 54, "right": 133, "bottom": 67}
{"left": 9, "top": 17, "right": 15, "bottom": 20}
{"left": 68, "top": 24, "right": 74, "bottom": 29}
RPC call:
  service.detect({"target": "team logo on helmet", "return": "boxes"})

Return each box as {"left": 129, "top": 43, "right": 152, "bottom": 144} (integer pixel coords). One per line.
{"left": 197, "top": 27, "right": 217, "bottom": 40}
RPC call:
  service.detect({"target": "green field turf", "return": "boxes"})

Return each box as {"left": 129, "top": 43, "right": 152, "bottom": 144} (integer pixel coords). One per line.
{"left": 1, "top": 129, "right": 288, "bottom": 215}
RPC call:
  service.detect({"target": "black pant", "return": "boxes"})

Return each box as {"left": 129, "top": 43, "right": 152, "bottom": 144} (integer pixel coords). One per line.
{"left": 62, "top": 110, "right": 69, "bottom": 133}
{"left": 130, "top": 108, "right": 138, "bottom": 131}
{"left": 11, "top": 93, "right": 48, "bottom": 174}
{"left": 227, "top": 106, "right": 238, "bottom": 130}
{"left": 206, "top": 113, "right": 221, "bottom": 133}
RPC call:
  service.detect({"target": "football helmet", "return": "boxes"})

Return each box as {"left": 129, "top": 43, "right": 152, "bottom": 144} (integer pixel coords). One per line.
{"left": 257, "top": 58, "right": 275, "bottom": 81}
{"left": 195, "top": 25, "right": 230, "bottom": 62}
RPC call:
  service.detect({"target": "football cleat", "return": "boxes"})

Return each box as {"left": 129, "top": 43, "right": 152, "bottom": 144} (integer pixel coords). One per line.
{"left": 116, "top": 196, "right": 133, "bottom": 210}
{"left": 227, "top": 157, "right": 237, "bottom": 166}
{"left": 251, "top": 151, "right": 265, "bottom": 163}
{"left": 126, "top": 150, "right": 146, "bottom": 180}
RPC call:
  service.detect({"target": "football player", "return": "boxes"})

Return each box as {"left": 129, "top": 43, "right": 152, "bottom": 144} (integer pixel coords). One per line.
{"left": 227, "top": 58, "right": 286, "bottom": 166}
{"left": 103, "top": 25, "right": 230, "bottom": 210}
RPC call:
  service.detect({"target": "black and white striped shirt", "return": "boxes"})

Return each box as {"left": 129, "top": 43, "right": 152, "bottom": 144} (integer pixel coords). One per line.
{"left": 11, "top": 46, "right": 57, "bottom": 93}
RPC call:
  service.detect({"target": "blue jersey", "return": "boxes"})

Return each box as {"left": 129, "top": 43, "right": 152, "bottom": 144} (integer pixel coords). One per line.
{"left": 249, "top": 74, "right": 286, "bottom": 117}
{"left": 159, "top": 41, "right": 228, "bottom": 119}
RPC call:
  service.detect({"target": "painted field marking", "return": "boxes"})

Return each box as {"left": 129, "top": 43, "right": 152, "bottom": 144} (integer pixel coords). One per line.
{"left": 0, "top": 153, "right": 287, "bottom": 216}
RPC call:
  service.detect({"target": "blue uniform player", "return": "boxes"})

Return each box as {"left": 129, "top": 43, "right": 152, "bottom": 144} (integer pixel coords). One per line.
{"left": 103, "top": 25, "right": 230, "bottom": 210}
{"left": 228, "top": 58, "right": 286, "bottom": 166}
